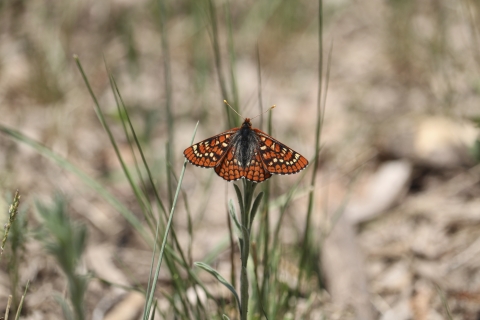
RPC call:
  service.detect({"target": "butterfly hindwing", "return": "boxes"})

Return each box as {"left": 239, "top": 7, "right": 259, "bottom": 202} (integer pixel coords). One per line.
{"left": 242, "top": 152, "right": 272, "bottom": 182}
{"left": 214, "top": 146, "right": 243, "bottom": 181}
{"left": 254, "top": 129, "right": 309, "bottom": 175}
{"left": 183, "top": 129, "right": 239, "bottom": 168}
{"left": 214, "top": 148, "right": 272, "bottom": 182}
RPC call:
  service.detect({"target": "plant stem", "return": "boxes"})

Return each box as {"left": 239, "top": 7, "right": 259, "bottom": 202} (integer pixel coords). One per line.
{"left": 237, "top": 180, "right": 258, "bottom": 320}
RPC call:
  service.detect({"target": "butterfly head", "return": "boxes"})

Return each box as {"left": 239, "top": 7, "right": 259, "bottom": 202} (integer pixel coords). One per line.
{"left": 242, "top": 118, "right": 252, "bottom": 128}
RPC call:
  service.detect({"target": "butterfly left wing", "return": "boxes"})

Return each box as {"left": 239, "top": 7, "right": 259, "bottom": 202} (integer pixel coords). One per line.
{"left": 184, "top": 128, "right": 239, "bottom": 168}
{"left": 214, "top": 146, "right": 243, "bottom": 181}
{"left": 253, "top": 129, "right": 309, "bottom": 175}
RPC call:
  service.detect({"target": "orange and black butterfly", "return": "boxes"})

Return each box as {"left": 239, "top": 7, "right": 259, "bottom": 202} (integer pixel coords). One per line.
{"left": 183, "top": 115, "right": 308, "bottom": 183}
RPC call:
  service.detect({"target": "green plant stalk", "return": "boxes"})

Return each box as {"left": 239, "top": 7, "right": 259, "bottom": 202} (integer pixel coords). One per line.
{"left": 240, "top": 225, "right": 249, "bottom": 320}
{"left": 234, "top": 180, "right": 262, "bottom": 320}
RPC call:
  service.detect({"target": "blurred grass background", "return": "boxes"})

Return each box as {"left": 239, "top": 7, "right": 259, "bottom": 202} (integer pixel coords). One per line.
{"left": 1, "top": 0, "right": 480, "bottom": 319}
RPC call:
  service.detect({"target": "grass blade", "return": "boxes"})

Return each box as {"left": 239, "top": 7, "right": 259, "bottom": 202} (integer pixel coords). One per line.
{"left": 142, "top": 123, "right": 198, "bottom": 319}
{"left": 195, "top": 262, "right": 241, "bottom": 315}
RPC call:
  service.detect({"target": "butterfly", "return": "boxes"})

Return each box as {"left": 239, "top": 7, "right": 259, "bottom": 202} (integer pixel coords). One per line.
{"left": 183, "top": 118, "right": 308, "bottom": 182}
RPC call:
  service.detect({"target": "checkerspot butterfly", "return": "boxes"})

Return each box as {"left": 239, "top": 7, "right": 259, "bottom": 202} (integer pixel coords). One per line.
{"left": 184, "top": 113, "right": 308, "bottom": 182}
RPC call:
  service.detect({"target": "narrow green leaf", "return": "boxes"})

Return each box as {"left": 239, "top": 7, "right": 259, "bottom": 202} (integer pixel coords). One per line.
{"left": 194, "top": 262, "right": 241, "bottom": 314}
{"left": 240, "top": 226, "right": 250, "bottom": 264}
{"left": 233, "top": 184, "right": 244, "bottom": 217}
{"left": 249, "top": 192, "right": 263, "bottom": 230}
{"left": 228, "top": 199, "right": 242, "bottom": 237}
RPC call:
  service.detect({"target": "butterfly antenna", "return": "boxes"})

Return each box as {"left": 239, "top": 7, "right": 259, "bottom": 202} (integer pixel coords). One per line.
{"left": 224, "top": 100, "right": 243, "bottom": 119}
{"left": 250, "top": 104, "right": 276, "bottom": 120}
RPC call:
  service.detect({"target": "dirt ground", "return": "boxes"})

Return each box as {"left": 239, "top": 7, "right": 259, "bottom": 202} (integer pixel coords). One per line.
{"left": 1, "top": 0, "right": 480, "bottom": 319}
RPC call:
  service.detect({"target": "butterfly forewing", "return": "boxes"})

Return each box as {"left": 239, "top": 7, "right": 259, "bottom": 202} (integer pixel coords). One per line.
{"left": 183, "top": 129, "right": 239, "bottom": 168}
{"left": 254, "top": 129, "right": 309, "bottom": 175}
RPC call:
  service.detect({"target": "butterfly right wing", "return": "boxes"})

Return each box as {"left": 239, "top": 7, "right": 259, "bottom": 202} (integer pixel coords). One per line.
{"left": 253, "top": 129, "right": 309, "bottom": 175}
{"left": 183, "top": 128, "right": 239, "bottom": 168}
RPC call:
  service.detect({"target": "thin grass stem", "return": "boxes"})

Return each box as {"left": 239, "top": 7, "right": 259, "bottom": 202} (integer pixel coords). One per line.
{"left": 157, "top": 0, "right": 175, "bottom": 207}
{"left": 297, "top": 0, "right": 324, "bottom": 292}
{"left": 142, "top": 123, "right": 198, "bottom": 319}
{"left": 5, "top": 295, "right": 11, "bottom": 320}
{"left": 1, "top": 190, "right": 20, "bottom": 256}
{"left": 14, "top": 281, "right": 29, "bottom": 320}
{"left": 225, "top": 1, "right": 240, "bottom": 123}
{"left": 260, "top": 107, "right": 273, "bottom": 312}
{"left": 206, "top": 0, "right": 237, "bottom": 128}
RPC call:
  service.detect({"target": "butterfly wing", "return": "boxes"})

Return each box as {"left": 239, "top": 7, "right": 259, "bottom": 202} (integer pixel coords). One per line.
{"left": 214, "top": 146, "right": 243, "bottom": 181}
{"left": 242, "top": 152, "right": 272, "bottom": 182}
{"left": 184, "top": 128, "right": 239, "bottom": 168}
{"left": 214, "top": 147, "right": 272, "bottom": 182}
{"left": 254, "top": 129, "right": 309, "bottom": 175}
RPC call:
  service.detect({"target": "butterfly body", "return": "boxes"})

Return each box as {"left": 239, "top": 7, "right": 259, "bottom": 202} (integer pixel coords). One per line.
{"left": 184, "top": 118, "right": 308, "bottom": 182}
{"left": 230, "top": 118, "right": 258, "bottom": 168}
